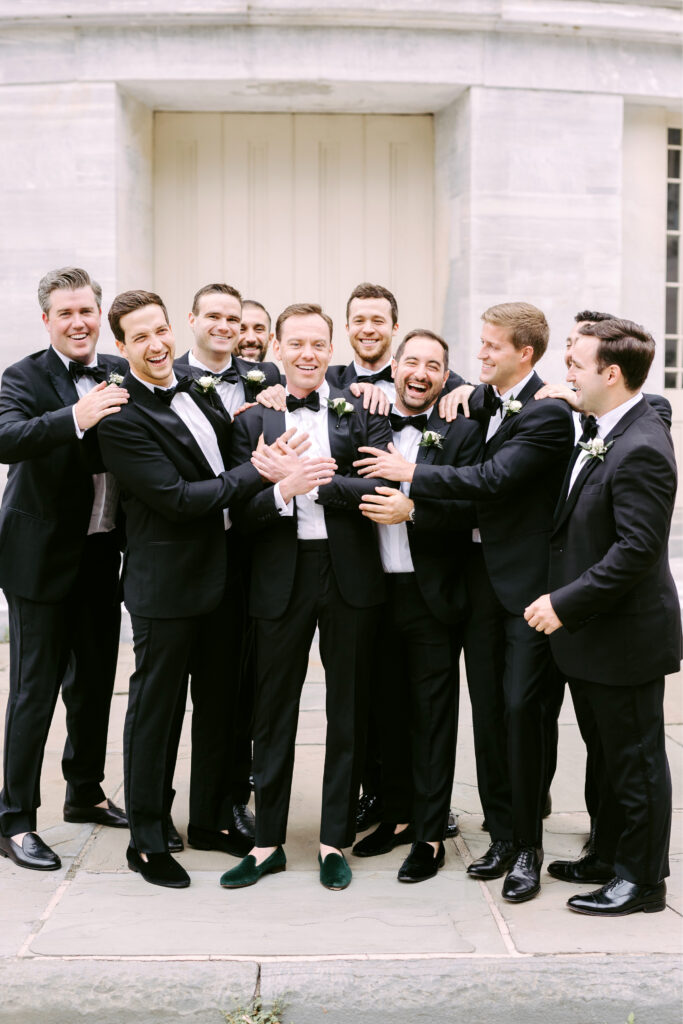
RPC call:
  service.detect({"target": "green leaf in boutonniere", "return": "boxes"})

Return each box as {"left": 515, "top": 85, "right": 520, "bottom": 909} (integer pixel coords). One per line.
{"left": 578, "top": 438, "right": 613, "bottom": 462}
{"left": 503, "top": 398, "right": 522, "bottom": 418}
{"left": 108, "top": 371, "right": 124, "bottom": 386}
{"left": 194, "top": 375, "right": 220, "bottom": 395}
{"left": 241, "top": 368, "right": 268, "bottom": 395}
{"left": 418, "top": 429, "right": 444, "bottom": 450}
{"left": 325, "top": 396, "right": 355, "bottom": 427}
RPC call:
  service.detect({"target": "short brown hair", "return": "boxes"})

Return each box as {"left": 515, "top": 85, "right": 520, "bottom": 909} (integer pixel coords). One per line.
{"left": 578, "top": 317, "right": 655, "bottom": 392}
{"left": 481, "top": 302, "right": 549, "bottom": 364}
{"left": 108, "top": 290, "right": 169, "bottom": 342}
{"left": 346, "top": 283, "right": 398, "bottom": 326}
{"left": 275, "top": 303, "right": 333, "bottom": 343}
{"left": 38, "top": 267, "right": 102, "bottom": 315}
{"left": 191, "top": 283, "right": 242, "bottom": 316}
{"left": 242, "top": 299, "right": 271, "bottom": 330}
{"left": 394, "top": 328, "right": 449, "bottom": 369}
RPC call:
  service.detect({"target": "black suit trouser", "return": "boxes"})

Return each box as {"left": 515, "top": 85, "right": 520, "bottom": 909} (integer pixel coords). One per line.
{"left": 127, "top": 571, "right": 245, "bottom": 853}
{"left": 568, "top": 676, "right": 671, "bottom": 884}
{"left": 252, "top": 542, "right": 380, "bottom": 849}
{"left": 463, "top": 546, "right": 550, "bottom": 846}
{"left": 378, "top": 574, "right": 460, "bottom": 840}
{"left": 0, "top": 533, "right": 121, "bottom": 836}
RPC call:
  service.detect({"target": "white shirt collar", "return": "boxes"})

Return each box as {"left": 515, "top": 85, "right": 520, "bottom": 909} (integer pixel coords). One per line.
{"left": 131, "top": 369, "right": 177, "bottom": 393}
{"left": 497, "top": 368, "right": 535, "bottom": 402}
{"left": 51, "top": 346, "right": 97, "bottom": 371}
{"left": 285, "top": 379, "right": 330, "bottom": 403}
{"left": 595, "top": 392, "right": 643, "bottom": 438}
{"left": 353, "top": 359, "right": 392, "bottom": 378}
{"left": 189, "top": 351, "right": 233, "bottom": 374}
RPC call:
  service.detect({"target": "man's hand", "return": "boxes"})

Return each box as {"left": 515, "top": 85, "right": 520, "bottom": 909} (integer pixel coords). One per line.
{"left": 349, "top": 382, "right": 391, "bottom": 416}
{"left": 232, "top": 401, "right": 257, "bottom": 417}
{"left": 272, "top": 427, "right": 311, "bottom": 457}
{"left": 438, "top": 383, "right": 474, "bottom": 422}
{"left": 534, "top": 383, "right": 580, "bottom": 409}
{"left": 359, "top": 487, "right": 413, "bottom": 524}
{"left": 354, "top": 443, "right": 415, "bottom": 482}
{"left": 251, "top": 440, "right": 336, "bottom": 487}
{"left": 255, "top": 383, "right": 287, "bottom": 411}
{"left": 74, "top": 382, "right": 129, "bottom": 431}
{"left": 524, "top": 594, "right": 563, "bottom": 635}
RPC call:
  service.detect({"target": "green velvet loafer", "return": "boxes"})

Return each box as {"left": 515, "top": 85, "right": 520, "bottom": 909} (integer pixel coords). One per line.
{"left": 219, "top": 846, "right": 286, "bottom": 888}
{"left": 318, "top": 850, "right": 352, "bottom": 890}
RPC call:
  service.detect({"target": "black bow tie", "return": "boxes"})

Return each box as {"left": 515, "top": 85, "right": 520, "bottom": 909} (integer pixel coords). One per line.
{"left": 578, "top": 414, "right": 598, "bottom": 443}
{"left": 69, "top": 361, "right": 106, "bottom": 383}
{"left": 286, "top": 392, "right": 320, "bottom": 413}
{"left": 154, "top": 377, "right": 194, "bottom": 406}
{"left": 214, "top": 366, "right": 240, "bottom": 385}
{"left": 482, "top": 384, "right": 502, "bottom": 415}
{"left": 359, "top": 365, "right": 393, "bottom": 385}
{"left": 389, "top": 412, "right": 429, "bottom": 433}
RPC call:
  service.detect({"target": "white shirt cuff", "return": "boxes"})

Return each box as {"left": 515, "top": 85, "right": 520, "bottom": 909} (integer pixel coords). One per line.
{"left": 72, "top": 405, "right": 85, "bottom": 439}
{"left": 273, "top": 482, "right": 294, "bottom": 516}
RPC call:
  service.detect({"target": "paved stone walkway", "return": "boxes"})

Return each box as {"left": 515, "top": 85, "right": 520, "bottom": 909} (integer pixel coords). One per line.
{"left": 0, "top": 642, "right": 680, "bottom": 1023}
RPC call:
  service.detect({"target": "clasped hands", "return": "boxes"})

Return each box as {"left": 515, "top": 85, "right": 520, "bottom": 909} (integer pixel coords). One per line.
{"left": 250, "top": 428, "right": 337, "bottom": 502}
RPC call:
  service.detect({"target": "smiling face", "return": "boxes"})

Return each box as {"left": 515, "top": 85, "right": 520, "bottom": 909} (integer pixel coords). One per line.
{"left": 116, "top": 303, "right": 175, "bottom": 386}
{"left": 237, "top": 303, "right": 272, "bottom": 362}
{"left": 393, "top": 336, "right": 449, "bottom": 415}
{"left": 42, "top": 286, "right": 101, "bottom": 365}
{"left": 565, "top": 319, "right": 589, "bottom": 370}
{"left": 477, "top": 321, "right": 533, "bottom": 394}
{"left": 346, "top": 296, "right": 397, "bottom": 370}
{"left": 565, "top": 334, "right": 607, "bottom": 416}
{"left": 188, "top": 291, "right": 242, "bottom": 367}
{"left": 274, "top": 313, "right": 333, "bottom": 397}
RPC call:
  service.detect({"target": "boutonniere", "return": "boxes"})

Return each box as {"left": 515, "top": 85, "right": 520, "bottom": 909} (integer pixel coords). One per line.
{"left": 241, "top": 368, "right": 267, "bottom": 393}
{"left": 108, "top": 371, "right": 124, "bottom": 386}
{"left": 326, "top": 396, "right": 355, "bottom": 426}
{"left": 194, "top": 375, "right": 220, "bottom": 394}
{"left": 579, "top": 438, "right": 613, "bottom": 462}
{"left": 418, "top": 429, "right": 444, "bottom": 450}
{"left": 503, "top": 398, "right": 522, "bottom": 418}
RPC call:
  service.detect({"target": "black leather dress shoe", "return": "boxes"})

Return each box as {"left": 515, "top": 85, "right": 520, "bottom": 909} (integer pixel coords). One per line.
{"left": 0, "top": 833, "right": 61, "bottom": 871}
{"left": 444, "top": 811, "right": 459, "bottom": 838}
{"left": 502, "top": 846, "right": 543, "bottom": 902}
{"left": 356, "top": 793, "right": 384, "bottom": 833}
{"left": 187, "top": 823, "right": 253, "bottom": 857}
{"left": 398, "top": 841, "right": 445, "bottom": 883}
{"left": 352, "top": 822, "right": 415, "bottom": 857}
{"left": 63, "top": 798, "right": 128, "bottom": 828}
{"left": 127, "top": 846, "right": 190, "bottom": 889}
{"left": 167, "top": 816, "right": 184, "bottom": 853}
{"left": 567, "top": 877, "right": 667, "bottom": 916}
{"left": 232, "top": 803, "right": 255, "bottom": 841}
{"left": 547, "top": 852, "right": 614, "bottom": 884}
{"left": 467, "top": 839, "right": 517, "bottom": 879}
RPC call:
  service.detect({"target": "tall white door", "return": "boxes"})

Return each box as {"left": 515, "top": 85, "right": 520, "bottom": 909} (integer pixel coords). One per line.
{"left": 154, "top": 113, "right": 434, "bottom": 363}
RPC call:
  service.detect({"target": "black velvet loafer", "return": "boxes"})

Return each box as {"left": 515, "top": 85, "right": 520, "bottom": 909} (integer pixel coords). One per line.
{"left": 0, "top": 832, "right": 61, "bottom": 871}
{"left": 187, "top": 823, "right": 253, "bottom": 858}
{"left": 126, "top": 846, "right": 190, "bottom": 889}
{"left": 398, "top": 841, "right": 445, "bottom": 883}
{"left": 220, "top": 846, "right": 286, "bottom": 888}
{"left": 352, "top": 822, "right": 415, "bottom": 857}
{"left": 64, "top": 798, "right": 128, "bottom": 828}
{"left": 319, "top": 850, "right": 352, "bottom": 890}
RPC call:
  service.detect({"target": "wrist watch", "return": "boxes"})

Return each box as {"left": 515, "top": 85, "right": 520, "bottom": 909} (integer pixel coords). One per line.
{"left": 407, "top": 504, "right": 416, "bottom": 525}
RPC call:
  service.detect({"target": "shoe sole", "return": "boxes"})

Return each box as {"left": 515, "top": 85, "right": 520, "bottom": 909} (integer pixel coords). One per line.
{"left": 320, "top": 878, "right": 351, "bottom": 890}
{"left": 127, "top": 860, "right": 190, "bottom": 889}
{"left": 220, "top": 864, "right": 286, "bottom": 889}
{"left": 567, "top": 900, "right": 666, "bottom": 916}
{"left": 0, "top": 847, "right": 61, "bottom": 871}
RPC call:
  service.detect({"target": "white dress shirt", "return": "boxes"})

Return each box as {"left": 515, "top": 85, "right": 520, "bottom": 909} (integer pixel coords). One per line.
{"left": 377, "top": 405, "right": 438, "bottom": 574}
{"left": 354, "top": 360, "right": 395, "bottom": 403}
{"left": 188, "top": 351, "right": 245, "bottom": 418}
{"left": 273, "top": 380, "right": 331, "bottom": 540}
{"left": 567, "top": 392, "right": 643, "bottom": 495}
{"left": 137, "top": 371, "right": 231, "bottom": 528}
{"left": 52, "top": 346, "right": 118, "bottom": 535}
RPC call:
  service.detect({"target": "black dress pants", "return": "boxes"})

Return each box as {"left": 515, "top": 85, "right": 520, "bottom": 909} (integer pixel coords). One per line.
{"left": 252, "top": 542, "right": 380, "bottom": 849}
{"left": 0, "top": 532, "right": 121, "bottom": 836}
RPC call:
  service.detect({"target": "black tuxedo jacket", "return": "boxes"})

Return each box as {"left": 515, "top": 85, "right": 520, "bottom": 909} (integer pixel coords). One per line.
{"left": 0, "top": 347, "right": 128, "bottom": 602}
{"left": 174, "top": 351, "right": 281, "bottom": 402}
{"left": 410, "top": 372, "right": 575, "bottom": 614}
{"left": 325, "top": 361, "right": 466, "bottom": 392}
{"left": 399, "top": 410, "right": 483, "bottom": 625}
{"left": 98, "top": 372, "right": 262, "bottom": 619}
{"left": 549, "top": 399, "right": 682, "bottom": 686}
{"left": 230, "top": 389, "right": 393, "bottom": 619}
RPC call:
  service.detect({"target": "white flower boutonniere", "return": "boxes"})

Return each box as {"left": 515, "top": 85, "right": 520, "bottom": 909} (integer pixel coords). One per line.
{"left": 503, "top": 398, "right": 522, "bottom": 418}
{"left": 418, "top": 429, "right": 444, "bottom": 450}
{"left": 243, "top": 369, "right": 266, "bottom": 387}
{"left": 326, "top": 396, "right": 355, "bottom": 426}
{"left": 579, "top": 438, "right": 613, "bottom": 462}
{"left": 108, "top": 371, "right": 124, "bottom": 386}
{"left": 194, "top": 375, "right": 219, "bottom": 394}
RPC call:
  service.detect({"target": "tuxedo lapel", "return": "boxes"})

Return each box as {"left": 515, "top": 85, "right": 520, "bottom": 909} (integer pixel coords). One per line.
{"left": 126, "top": 374, "right": 216, "bottom": 477}
{"left": 45, "top": 346, "right": 79, "bottom": 407}
{"left": 416, "top": 408, "right": 448, "bottom": 466}
{"left": 261, "top": 405, "right": 287, "bottom": 445}
{"left": 485, "top": 372, "right": 542, "bottom": 453}
{"left": 325, "top": 385, "right": 354, "bottom": 462}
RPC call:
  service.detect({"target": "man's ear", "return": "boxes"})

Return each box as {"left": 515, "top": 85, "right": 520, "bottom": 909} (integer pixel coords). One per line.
{"left": 391, "top": 357, "right": 398, "bottom": 380}
{"left": 115, "top": 339, "right": 127, "bottom": 357}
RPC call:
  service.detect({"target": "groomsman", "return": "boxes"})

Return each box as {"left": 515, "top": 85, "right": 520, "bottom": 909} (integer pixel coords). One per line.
{"left": 356, "top": 302, "right": 575, "bottom": 902}
{"left": 236, "top": 300, "right": 274, "bottom": 363}
{"left": 98, "top": 289, "right": 284, "bottom": 889}
{"left": 0, "top": 267, "right": 129, "bottom": 872}
{"left": 526, "top": 317, "right": 681, "bottom": 916}
{"left": 355, "top": 330, "right": 482, "bottom": 881}
{"left": 223, "top": 302, "right": 391, "bottom": 891}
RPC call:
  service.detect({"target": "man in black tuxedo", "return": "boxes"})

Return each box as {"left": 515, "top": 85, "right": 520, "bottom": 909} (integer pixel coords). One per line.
{"left": 356, "top": 302, "right": 575, "bottom": 902}
{"left": 222, "top": 302, "right": 391, "bottom": 892}
{"left": 236, "top": 299, "right": 274, "bottom": 363}
{"left": 525, "top": 317, "right": 681, "bottom": 916}
{"left": 97, "top": 290, "right": 296, "bottom": 889}
{"left": 353, "top": 330, "right": 482, "bottom": 882}
{"left": 0, "top": 267, "right": 129, "bottom": 873}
